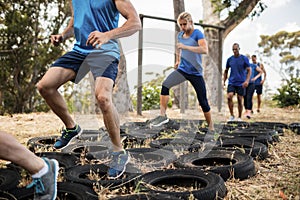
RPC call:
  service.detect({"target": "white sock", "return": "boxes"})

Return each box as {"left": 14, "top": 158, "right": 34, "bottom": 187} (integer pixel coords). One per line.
{"left": 32, "top": 160, "right": 49, "bottom": 178}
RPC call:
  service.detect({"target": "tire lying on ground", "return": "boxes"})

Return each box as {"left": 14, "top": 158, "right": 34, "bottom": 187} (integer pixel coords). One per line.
{"left": 0, "top": 168, "right": 21, "bottom": 191}
{"left": 35, "top": 152, "right": 79, "bottom": 169}
{"left": 65, "top": 163, "right": 141, "bottom": 188}
{"left": 174, "top": 150, "right": 256, "bottom": 181}
{"left": 127, "top": 148, "right": 177, "bottom": 169}
{"left": 220, "top": 129, "right": 275, "bottom": 145}
{"left": 288, "top": 122, "right": 300, "bottom": 134}
{"left": 216, "top": 138, "right": 268, "bottom": 159}
{"left": 27, "top": 135, "right": 59, "bottom": 153}
{"left": 149, "top": 138, "right": 202, "bottom": 152}
{"left": 136, "top": 168, "right": 227, "bottom": 200}
{"left": 10, "top": 182, "right": 98, "bottom": 200}
{"left": 108, "top": 193, "right": 182, "bottom": 200}
{"left": 0, "top": 190, "right": 16, "bottom": 200}
{"left": 61, "top": 141, "right": 110, "bottom": 158}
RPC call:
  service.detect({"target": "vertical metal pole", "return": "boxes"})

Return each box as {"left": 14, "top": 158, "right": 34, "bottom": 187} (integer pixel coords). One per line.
{"left": 137, "top": 14, "right": 144, "bottom": 115}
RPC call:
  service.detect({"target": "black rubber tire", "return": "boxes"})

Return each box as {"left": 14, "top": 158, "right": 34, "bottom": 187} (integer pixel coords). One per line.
{"left": 27, "top": 135, "right": 59, "bottom": 153}
{"left": 149, "top": 138, "right": 202, "bottom": 152}
{"left": 127, "top": 148, "right": 177, "bottom": 169}
{"left": 289, "top": 122, "right": 300, "bottom": 134}
{"left": 108, "top": 193, "right": 182, "bottom": 200}
{"left": 64, "top": 164, "right": 141, "bottom": 188}
{"left": 230, "top": 128, "right": 280, "bottom": 143}
{"left": 10, "top": 182, "right": 98, "bottom": 200}
{"left": 137, "top": 168, "right": 227, "bottom": 200}
{"left": 35, "top": 152, "right": 79, "bottom": 169}
{"left": 174, "top": 150, "right": 256, "bottom": 181}
{"left": 61, "top": 141, "right": 110, "bottom": 157}
{"left": 216, "top": 138, "right": 268, "bottom": 159}
{"left": 220, "top": 131, "right": 273, "bottom": 146}
{"left": 0, "top": 190, "right": 17, "bottom": 199}
{"left": 0, "top": 168, "right": 21, "bottom": 191}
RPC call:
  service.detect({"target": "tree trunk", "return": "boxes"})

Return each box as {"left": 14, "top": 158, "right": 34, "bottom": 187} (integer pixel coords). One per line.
{"left": 173, "top": 0, "right": 188, "bottom": 111}
{"left": 112, "top": 41, "right": 133, "bottom": 113}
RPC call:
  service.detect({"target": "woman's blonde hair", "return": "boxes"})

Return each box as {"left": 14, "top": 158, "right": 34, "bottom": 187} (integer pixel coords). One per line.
{"left": 177, "top": 12, "right": 193, "bottom": 27}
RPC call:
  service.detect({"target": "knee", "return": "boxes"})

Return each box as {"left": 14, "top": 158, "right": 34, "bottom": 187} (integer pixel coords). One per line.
{"left": 96, "top": 94, "right": 111, "bottom": 112}
{"left": 36, "top": 81, "right": 48, "bottom": 96}
{"left": 227, "top": 94, "right": 233, "bottom": 101}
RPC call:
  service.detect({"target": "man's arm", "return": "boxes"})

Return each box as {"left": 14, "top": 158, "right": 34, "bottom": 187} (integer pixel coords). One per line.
{"left": 260, "top": 63, "right": 267, "bottom": 85}
{"left": 50, "top": 0, "right": 74, "bottom": 46}
{"left": 251, "top": 67, "right": 263, "bottom": 82}
{"left": 242, "top": 67, "right": 251, "bottom": 88}
{"left": 86, "top": 0, "right": 141, "bottom": 47}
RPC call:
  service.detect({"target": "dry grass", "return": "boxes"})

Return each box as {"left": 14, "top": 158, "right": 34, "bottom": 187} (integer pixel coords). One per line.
{"left": 0, "top": 101, "right": 299, "bottom": 199}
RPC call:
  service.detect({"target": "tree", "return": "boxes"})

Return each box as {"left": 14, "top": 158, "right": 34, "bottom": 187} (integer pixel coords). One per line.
{"left": 201, "top": 0, "right": 267, "bottom": 109}
{"left": 258, "top": 30, "right": 300, "bottom": 107}
{"left": 258, "top": 30, "right": 300, "bottom": 79}
{"left": 0, "top": 0, "right": 70, "bottom": 114}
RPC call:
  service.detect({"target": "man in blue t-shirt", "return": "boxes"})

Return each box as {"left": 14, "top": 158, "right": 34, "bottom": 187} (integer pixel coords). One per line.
{"left": 223, "top": 43, "right": 251, "bottom": 121}
{"left": 36, "top": 0, "right": 141, "bottom": 179}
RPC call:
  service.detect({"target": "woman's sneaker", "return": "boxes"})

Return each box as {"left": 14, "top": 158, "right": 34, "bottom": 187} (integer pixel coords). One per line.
{"left": 107, "top": 150, "right": 130, "bottom": 179}
{"left": 149, "top": 115, "right": 169, "bottom": 127}
{"left": 54, "top": 125, "right": 82, "bottom": 149}
{"left": 27, "top": 158, "right": 59, "bottom": 200}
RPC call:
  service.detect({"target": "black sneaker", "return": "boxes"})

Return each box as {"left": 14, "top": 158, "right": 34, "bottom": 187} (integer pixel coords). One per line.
{"left": 54, "top": 125, "right": 82, "bottom": 149}
{"left": 149, "top": 115, "right": 169, "bottom": 127}
{"left": 107, "top": 150, "right": 130, "bottom": 179}
{"left": 27, "top": 158, "right": 59, "bottom": 200}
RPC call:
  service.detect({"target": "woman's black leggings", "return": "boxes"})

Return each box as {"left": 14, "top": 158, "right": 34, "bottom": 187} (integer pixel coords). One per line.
{"left": 161, "top": 69, "right": 211, "bottom": 112}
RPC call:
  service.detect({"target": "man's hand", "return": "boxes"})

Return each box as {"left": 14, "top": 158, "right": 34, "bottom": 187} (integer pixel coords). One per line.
{"left": 242, "top": 81, "right": 249, "bottom": 88}
{"left": 50, "top": 34, "right": 63, "bottom": 46}
{"left": 86, "top": 31, "right": 109, "bottom": 48}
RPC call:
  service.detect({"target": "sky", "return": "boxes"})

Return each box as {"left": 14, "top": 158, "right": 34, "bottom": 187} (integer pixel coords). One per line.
{"left": 119, "top": 0, "right": 300, "bottom": 93}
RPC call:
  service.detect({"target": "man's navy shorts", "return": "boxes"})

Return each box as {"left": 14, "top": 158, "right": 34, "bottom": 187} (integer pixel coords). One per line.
{"left": 51, "top": 51, "right": 119, "bottom": 84}
{"left": 227, "top": 84, "right": 246, "bottom": 96}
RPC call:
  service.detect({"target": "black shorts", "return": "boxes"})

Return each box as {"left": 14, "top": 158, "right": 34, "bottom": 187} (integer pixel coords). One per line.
{"left": 255, "top": 84, "right": 263, "bottom": 95}
{"left": 52, "top": 51, "right": 119, "bottom": 84}
{"left": 227, "top": 84, "right": 246, "bottom": 96}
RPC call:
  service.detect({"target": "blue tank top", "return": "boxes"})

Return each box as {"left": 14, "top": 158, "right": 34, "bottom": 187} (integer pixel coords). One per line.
{"left": 249, "top": 63, "right": 258, "bottom": 83}
{"left": 72, "top": 0, "right": 120, "bottom": 59}
{"left": 177, "top": 29, "right": 204, "bottom": 76}
{"left": 254, "top": 63, "right": 262, "bottom": 85}
{"left": 226, "top": 55, "right": 250, "bottom": 86}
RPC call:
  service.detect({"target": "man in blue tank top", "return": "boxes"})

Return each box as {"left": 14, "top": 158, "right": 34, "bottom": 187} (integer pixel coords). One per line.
{"left": 223, "top": 43, "right": 251, "bottom": 121}
{"left": 36, "top": 0, "right": 141, "bottom": 179}
{"left": 252, "top": 55, "right": 267, "bottom": 113}
{"left": 244, "top": 55, "right": 263, "bottom": 119}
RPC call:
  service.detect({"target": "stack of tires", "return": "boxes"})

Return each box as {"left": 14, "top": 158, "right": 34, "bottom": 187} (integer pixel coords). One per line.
{"left": 1, "top": 119, "right": 298, "bottom": 200}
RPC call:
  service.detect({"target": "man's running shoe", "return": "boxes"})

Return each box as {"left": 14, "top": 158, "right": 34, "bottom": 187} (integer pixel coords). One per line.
{"left": 27, "top": 158, "right": 59, "bottom": 200}
{"left": 107, "top": 150, "right": 130, "bottom": 179}
{"left": 54, "top": 124, "right": 82, "bottom": 149}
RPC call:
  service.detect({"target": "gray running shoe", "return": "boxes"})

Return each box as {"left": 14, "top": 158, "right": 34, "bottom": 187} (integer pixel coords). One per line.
{"left": 149, "top": 115, "right": 169, "bottom": 127}
{"left": 27, "top": 158, "right": 59, "bottom": 200}
{"left": 107, "top": 150, "right": 130, "bottom": 179}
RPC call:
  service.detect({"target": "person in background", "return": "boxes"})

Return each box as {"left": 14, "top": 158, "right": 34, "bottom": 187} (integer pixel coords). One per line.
{"left": 0, "top": 130, "right": 58, "bottom": 200}
{"left": 223, "top": 43, "right": 251, "bottom": 121}
{"left": 37, "top": 0, "right": 141, "bottom": 179}
{"left": 244, "top": 54, "right": 263, "bottom": 119}
{"left": 252, "top": 55, "right": 267, "bottom": 113}
{"left": 149, "top": 12, "right": 214, "bottom": 132}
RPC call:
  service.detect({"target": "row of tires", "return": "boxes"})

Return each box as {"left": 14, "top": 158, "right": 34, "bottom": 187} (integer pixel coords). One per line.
{"left": 1, "top": 119, "right": 299, "bottom": 199}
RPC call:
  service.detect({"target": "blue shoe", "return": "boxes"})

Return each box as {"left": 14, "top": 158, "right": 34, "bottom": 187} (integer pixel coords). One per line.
{"left": 107, "top": 150, "right": 130, "bottom": 179}
{"left": 27, "top": 158, "right": 59, "bottom": 200}
{"left": 54, "top": 125, "right": 82, "bottom": 149}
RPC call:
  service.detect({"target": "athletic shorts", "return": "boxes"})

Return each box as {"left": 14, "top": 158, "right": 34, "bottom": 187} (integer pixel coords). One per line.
{"left": 227, "top": 84, "right": 246, "bottom": 96}
{"left": 255, "top": 84, "right": 263, "bottom": 95}
{"left": 51, "top": 51, "right": 119, "bottom": 84}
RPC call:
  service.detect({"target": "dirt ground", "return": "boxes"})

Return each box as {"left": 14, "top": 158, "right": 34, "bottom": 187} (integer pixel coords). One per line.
{"left": 0, "top": 102, "right": 299, "bottom": 199}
